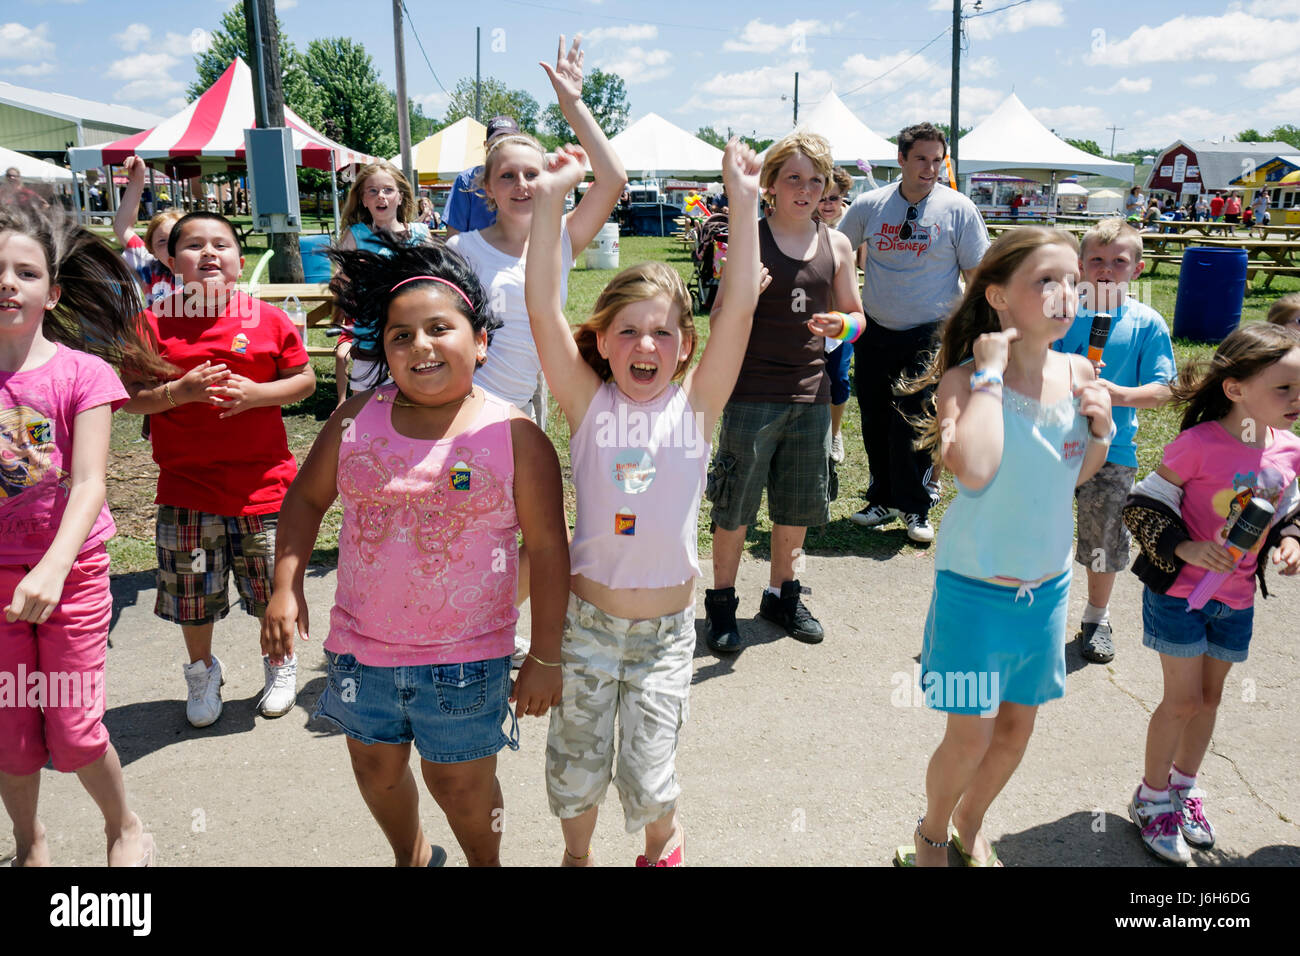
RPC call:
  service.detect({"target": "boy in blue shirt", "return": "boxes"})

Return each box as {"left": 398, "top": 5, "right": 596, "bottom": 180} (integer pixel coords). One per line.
{"left": 1054, "top": 219, "right": 1176, "bottom": 663}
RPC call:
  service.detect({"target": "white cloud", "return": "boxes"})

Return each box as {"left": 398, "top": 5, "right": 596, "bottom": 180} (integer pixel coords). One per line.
{"left": 115, "top": 77, "right": 185, "bottom": 102}
{"left": 723, "top": 19, "right": 830, "bottom": 54}
{"left": 0, "top": 22, "right": 55, "bottom": 61}
{"left": 677, "top": 63, "right": 833, "bottom": 134}
{"left": 967, "top": 56, "right": 998, "bottom": 79}
{"left": 1084, "top": 76, "right": 1152, "bottom": 95}
{"left": 1239, "top": 57, "right": 1300, "bottom": 89}
{"left": 1086, "top": 13, "right": 1300, "bottom": 67}
{"left": 2, "top": 62, "right": 55, "bottom": 77}
{"left": 113, "top": 23, "right": 150, "bottom": 51}
{"left": 583, "top": 24, "right": 657, "bottom": 44}
{"left": 414, "top": 91, "right": 450, "bottom": 114}
{"left": 594, "top": 47, "right": 673, "bottom": 84}
{"left": 839, "top": 50, "right": 945, "bottom": 98}
{"left": 1246, "top": 0, "right": 1300, "bottom": 14}
{"left": 965, "top": 1, "right": 1065, "bottom": 41}
{"left": 1268, "top": 86, "right": 1300, "bottom": 112}
{"left": 107, "top": 52, "right": 180, "bottom": 82}
{"left": 1028, "top": 105, "right": 1111, "bottom": 138}
{"left": 1185, "top": 73, "right": 1217, "bottom": 87}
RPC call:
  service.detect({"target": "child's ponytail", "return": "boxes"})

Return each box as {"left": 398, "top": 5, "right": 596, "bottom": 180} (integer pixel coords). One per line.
{"left": 0, "top": 204, "right": 174, "bottom": 381}
{"left": 1170, "top": 322, "right": 1300, "bottom": 431}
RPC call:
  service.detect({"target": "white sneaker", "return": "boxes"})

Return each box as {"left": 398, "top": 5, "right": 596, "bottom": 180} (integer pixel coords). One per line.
{"left": 905, "top": 513, "right": 935, "bottom": 543}
{"left": 830, "top": 433, "right": 845, "bottom": 464}
{"left": 258, "top": 654, "right": 298, "bottom": 718}
{"left": 1129, "top": 789, "right": 1192, "bottom": 865}
{"left": 850, "top": 504, "right": 900, "bottom": 528}
{"left": 183, "top": 655, "right": 224, "bottom": 728}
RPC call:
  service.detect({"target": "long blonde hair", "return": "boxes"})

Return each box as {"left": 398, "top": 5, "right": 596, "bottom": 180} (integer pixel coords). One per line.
{"left": 472, "top": 133, "right": 546, "bottom": 213}
{"left": 903, "top": 227, "right": 1081, "bottom": 460}
{"left": 341, "top": 162, "right": 417, "bottom": 230}
{"left": 574, "top": 263, "right": 695, "bottom": 382}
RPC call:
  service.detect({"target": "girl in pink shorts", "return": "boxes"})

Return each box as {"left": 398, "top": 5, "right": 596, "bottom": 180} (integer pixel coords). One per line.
{"left": 0, "top": 204, "right": 171, "bottom": 865}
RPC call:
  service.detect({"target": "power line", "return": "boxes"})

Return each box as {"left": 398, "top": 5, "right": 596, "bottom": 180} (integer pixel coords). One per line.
{"left": 966, "top": 0, "right": 1036, "bottom": 18}
{"left": 401, "top": 0, "right": 449, "bottom": 95}
{"left": 837, "top": 26, "right": 951, "bottom": 99}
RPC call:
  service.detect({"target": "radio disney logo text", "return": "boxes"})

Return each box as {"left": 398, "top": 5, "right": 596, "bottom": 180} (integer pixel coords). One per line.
{"left": 873, "top": 222, "right": 937, "bottom": 256}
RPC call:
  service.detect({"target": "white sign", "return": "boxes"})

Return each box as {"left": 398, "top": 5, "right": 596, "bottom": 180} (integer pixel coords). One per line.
{"left": 1182, "top": 183, "right": 1201, "bottom": 197}
{"left": 1172, "top": 154, "right": 1188, "bottom": 184}
{"left": 1160, "top": 165, "right": 1173, "bottom": 177}
{"left": 1187, "top": 165, "right": 1199, "bottom": 178}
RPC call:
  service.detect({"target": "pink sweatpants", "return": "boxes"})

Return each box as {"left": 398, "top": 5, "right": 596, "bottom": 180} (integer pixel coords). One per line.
{"left": 0, "top": 546, "right": 112, "bottom": 775}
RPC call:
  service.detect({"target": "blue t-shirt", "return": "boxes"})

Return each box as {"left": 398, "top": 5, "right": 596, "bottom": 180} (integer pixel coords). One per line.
{"left": 444, "top": 166, "right": 496, "bottom": 233}
{"left": 1052, "top": 298, "right": 1175, "bottom": 468}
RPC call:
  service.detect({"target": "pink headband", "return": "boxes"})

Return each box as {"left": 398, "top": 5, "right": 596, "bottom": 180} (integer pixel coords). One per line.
{"left": 389, "top": 275, "right": 474, "bottom": 312}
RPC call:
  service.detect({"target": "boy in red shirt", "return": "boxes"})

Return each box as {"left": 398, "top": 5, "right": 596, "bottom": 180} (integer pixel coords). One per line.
{"left": 123, "top": 212, "right": 316, "bottom": 726}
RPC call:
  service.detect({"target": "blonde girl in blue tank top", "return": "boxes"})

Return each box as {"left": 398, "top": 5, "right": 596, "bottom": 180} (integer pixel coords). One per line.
{"left": 896, "top": 228, "right": 1114, "bottom": 866}
{"left": 524, "top": 140, "right": 763, "bottom": 866}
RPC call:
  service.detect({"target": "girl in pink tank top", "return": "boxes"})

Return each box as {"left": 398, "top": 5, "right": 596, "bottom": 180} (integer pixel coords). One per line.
{"left": 262, "top": 238, "right": 569, "bottom": 867}
{"left": 524, "top": 140, "right": 763, "bottom": 866}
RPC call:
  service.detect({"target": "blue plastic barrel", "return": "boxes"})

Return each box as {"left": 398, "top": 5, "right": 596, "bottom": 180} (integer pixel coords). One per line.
{"left": 299, "top": 233, "right": 333, "bottom": 283}
{"left": 1172, "top": 247, "right": 1249, "bottom": 342}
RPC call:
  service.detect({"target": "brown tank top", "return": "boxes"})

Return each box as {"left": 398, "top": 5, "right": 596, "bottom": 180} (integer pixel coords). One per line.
{"left": 730, "top": 218, "right": 834, "bottom": 404}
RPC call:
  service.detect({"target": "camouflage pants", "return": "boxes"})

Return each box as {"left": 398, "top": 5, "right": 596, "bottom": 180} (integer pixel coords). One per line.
{"left": 545, "top": 594, "right": 694, "bottom": 832}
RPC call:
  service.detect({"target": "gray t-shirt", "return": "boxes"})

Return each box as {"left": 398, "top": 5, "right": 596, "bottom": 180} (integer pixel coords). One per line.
{"left": 838, "top": 182, "right": 989, "bottom": 330}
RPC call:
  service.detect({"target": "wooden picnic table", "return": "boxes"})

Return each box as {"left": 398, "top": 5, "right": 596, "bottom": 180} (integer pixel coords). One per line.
{"left": 1145, "top": 219, "right": 1237, "bottom": 237}
{"left": 1141, "top": 234, "right": 1300, "bottom": 288}
{"left": 250, "top": 282, "right": 336, "bottom": 356}
{"left": 986, "top": 222, "right": 1088, "bottom": 238}
{"left": 1251, "top": 222, "right": 1300, "bottom": 241}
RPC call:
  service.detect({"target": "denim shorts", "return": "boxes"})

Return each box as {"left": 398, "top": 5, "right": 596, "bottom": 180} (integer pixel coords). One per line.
{"left": 312, "top": 652, "right": 520, "bottom": 763}
{"left": 1141, "top": 588, "right": 1254, "bottom": 663}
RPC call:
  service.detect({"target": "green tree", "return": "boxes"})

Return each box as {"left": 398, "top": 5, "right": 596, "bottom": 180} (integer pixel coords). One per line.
{"left": 1066, "top": 138, "right": 1104, "bottom": 156}
{"left": 190, "top": 6, "right": 323, "bottom": 127}
{"left": 1236, "top": 128, "right": 1265, "bottom": 143}
{"left": 302, "top": 37, "right": 399, "bottom": 159}
{"left": 1268, "top": 124, "right": 1300, "bottom": 150}
{"left": 443, "top": 77, "right": 540, "bottom": 133}
{"left": 696, "top": 126, "right": 727, "bottom": 149}
{"left": 542, "top": 68, "right": 630, "bottom": 140}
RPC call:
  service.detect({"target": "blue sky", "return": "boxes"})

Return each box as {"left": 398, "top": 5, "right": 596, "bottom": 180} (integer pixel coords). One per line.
{"left": 5, "top": 0, "right": 1299, "bottom": 153}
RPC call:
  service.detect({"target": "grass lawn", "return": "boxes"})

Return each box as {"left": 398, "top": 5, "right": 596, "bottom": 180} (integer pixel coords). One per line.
{"left": 103, "top": 232, "right": 1300, "bottom": 574}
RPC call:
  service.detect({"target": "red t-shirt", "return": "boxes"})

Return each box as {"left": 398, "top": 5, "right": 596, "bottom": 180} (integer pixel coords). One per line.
{"left": 1210, "top": 196, "right": 1225, "bottom": 217}
{"left": 142, "top": 291, "right": 310, "bottom": 516}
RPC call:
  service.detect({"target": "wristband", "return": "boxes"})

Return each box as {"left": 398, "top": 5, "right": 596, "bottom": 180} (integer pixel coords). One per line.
{"left": 831, "top": 311, "right": 864, "bottom": 343}
{"left": 164, "top": 381, "right": 177, "bottom": 407}
{"left": 527, "top": 653, "right": 561, "bottom": 668}
{"left": 971, "top": 384, "right": 1003, "bottom": 399}
{"left": 969, "top": 368, "right": 1003, "bottom": 391}
{"left": 1089, "top": 420, "right": 1117, "bottom": 445}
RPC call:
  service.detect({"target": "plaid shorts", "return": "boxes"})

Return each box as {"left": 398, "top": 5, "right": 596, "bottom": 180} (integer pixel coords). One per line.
{"left": 1075, "top": 461, "right": 1137, "bottom": 573}
{"left": 154, "top": 506, "right": 278, "bottom": 625}
{"left": 707, "top": 400, "right": 831, "bottom": 530}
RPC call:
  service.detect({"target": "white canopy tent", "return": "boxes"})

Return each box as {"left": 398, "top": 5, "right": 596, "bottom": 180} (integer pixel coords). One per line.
{"left": 957, "top": 94, "right": 1132, "bottom": 182}
{"left": 0, "top": 145, "right": 73, "bottom": 183}
{"left": 604, "top": 114, "right": 724, "bottom": 178}
{"left": 770, "top": 90, "right": 899, "bottom": 170}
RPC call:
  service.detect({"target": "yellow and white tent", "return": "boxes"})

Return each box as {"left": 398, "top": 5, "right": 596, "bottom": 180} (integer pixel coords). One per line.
{"left": 392, "top": 117, "right": 488, "bottom": 185}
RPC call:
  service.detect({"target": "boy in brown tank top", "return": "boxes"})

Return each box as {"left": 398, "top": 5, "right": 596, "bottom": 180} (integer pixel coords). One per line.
{"left": 704, "top": 132, "right": 866, "bottom": 652}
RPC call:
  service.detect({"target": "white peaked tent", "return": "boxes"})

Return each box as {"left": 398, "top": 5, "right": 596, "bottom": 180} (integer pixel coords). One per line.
{"left": 605, "top": 114, "right": 724, "bottom": 178}
{"left": 0, "top": 145, "right": 73, "bottom": 183}
{"left": 957, "top": 94, "right": 1132, "bottom": 182}
{"left": 780, "top": 90, "right": 899, "bottom": 168}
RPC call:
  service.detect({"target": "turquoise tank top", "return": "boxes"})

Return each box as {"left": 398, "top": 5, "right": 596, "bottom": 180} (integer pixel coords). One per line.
{"left": 935, "top": 358, "right": 1091, "bottom": 582}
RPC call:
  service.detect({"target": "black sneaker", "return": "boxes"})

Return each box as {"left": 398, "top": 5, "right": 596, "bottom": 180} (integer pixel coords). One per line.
{"left": 758, "top": 580, "right": 824, "bottom": 644}
{"left": 1077, "top": 621, "right": 1115, "bottom": 663}
{"left": 704, "top": 587, "right": 742, "bottom": 653}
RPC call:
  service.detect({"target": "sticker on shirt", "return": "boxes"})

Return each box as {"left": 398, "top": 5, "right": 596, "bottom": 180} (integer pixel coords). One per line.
{"left": 0, "top": 406, "right": 56, "bottom": 500}
{"left": 1062, "top": 439, "right": 1085, "bottom": 462}
{"left": 231, "top": 333, "right": 250, "bottom": 354}
{"left": 614, "top": 508, "right": 636, "bottom": 535}
{"left": 449, "top": 460, "right": 471, "bottom": 491}
{"left": 611, "top": 450, "right": 656, "bottom": 494}
{"left": 1212, "top": 466, "right": 1290, "bottom": 552}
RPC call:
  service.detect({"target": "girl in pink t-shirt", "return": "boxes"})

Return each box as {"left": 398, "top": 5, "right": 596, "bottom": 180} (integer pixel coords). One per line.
{"left": 1127, "top": 323, "right": 1300, "bottom": 864}
{"left": 0, "top": 204, "right": 170, "bottom": 866}
{"left": 524, "top": 140, "right": 762, "bottom": 866}
{"left": 262, "top": 235, "right": 569, "bottom": 867}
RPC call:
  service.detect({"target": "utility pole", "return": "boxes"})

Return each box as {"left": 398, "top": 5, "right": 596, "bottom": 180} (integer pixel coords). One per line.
{"left": 1106, "top": 124, "right": 1124, "bottom": 158}
{"left": 244, "top": 0, "right": 303, "bottom": 282}
{"left": 950, "top": 0, "right": 961, "bottom": 179}
{"left": 393, "top": 1, "right": 414, "bottom": 187}
{"left": 475, "top": 27, "right": 482, "bottom": 122}
{"left": 793, "top": 73, "right": 799, "bottom": 125}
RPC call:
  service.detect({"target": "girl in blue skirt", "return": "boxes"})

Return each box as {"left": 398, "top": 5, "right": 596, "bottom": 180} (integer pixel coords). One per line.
{"left": 896, "top": 228, "right": 1114, "bottom": 866}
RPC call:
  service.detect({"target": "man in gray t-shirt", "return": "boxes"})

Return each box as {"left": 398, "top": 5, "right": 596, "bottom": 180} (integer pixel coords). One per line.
{"left": 837, "top": 123, "right": 989, "bottom": 542}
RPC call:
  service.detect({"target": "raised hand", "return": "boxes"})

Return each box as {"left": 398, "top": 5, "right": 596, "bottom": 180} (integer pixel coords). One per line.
{"left": 540, "top": 34, "right": 584, "bottom": 105}
{"left": 971, "top": 327, "right": 1021, "bottom": 376}
{"left": 722, "top": 138, "right": 761, "bottom": 201}
{"left": 540, "top": 144, "right": 589, "bottom": 195}
{"left": 124, "top": 155, "right": 146, "bottom": 189}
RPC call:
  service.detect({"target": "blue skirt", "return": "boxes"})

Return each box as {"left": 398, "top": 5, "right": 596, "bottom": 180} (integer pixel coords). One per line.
{"left": 920, "top": 569, "right": 1070, "bottom": 716}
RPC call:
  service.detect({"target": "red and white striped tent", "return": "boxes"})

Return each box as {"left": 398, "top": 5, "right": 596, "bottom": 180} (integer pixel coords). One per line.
{"left": 66, "top": 58, "right": 374, "bottom": 178}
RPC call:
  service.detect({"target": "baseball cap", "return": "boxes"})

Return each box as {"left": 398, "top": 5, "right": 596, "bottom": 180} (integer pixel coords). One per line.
{"left": 485, "top": 116, "right": 520, "bottom": 143}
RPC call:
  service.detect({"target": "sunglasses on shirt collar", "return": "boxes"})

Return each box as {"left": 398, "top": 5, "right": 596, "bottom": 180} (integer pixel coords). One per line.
{"left": 899, "top": 204, "right": 920, "bottom": 241}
